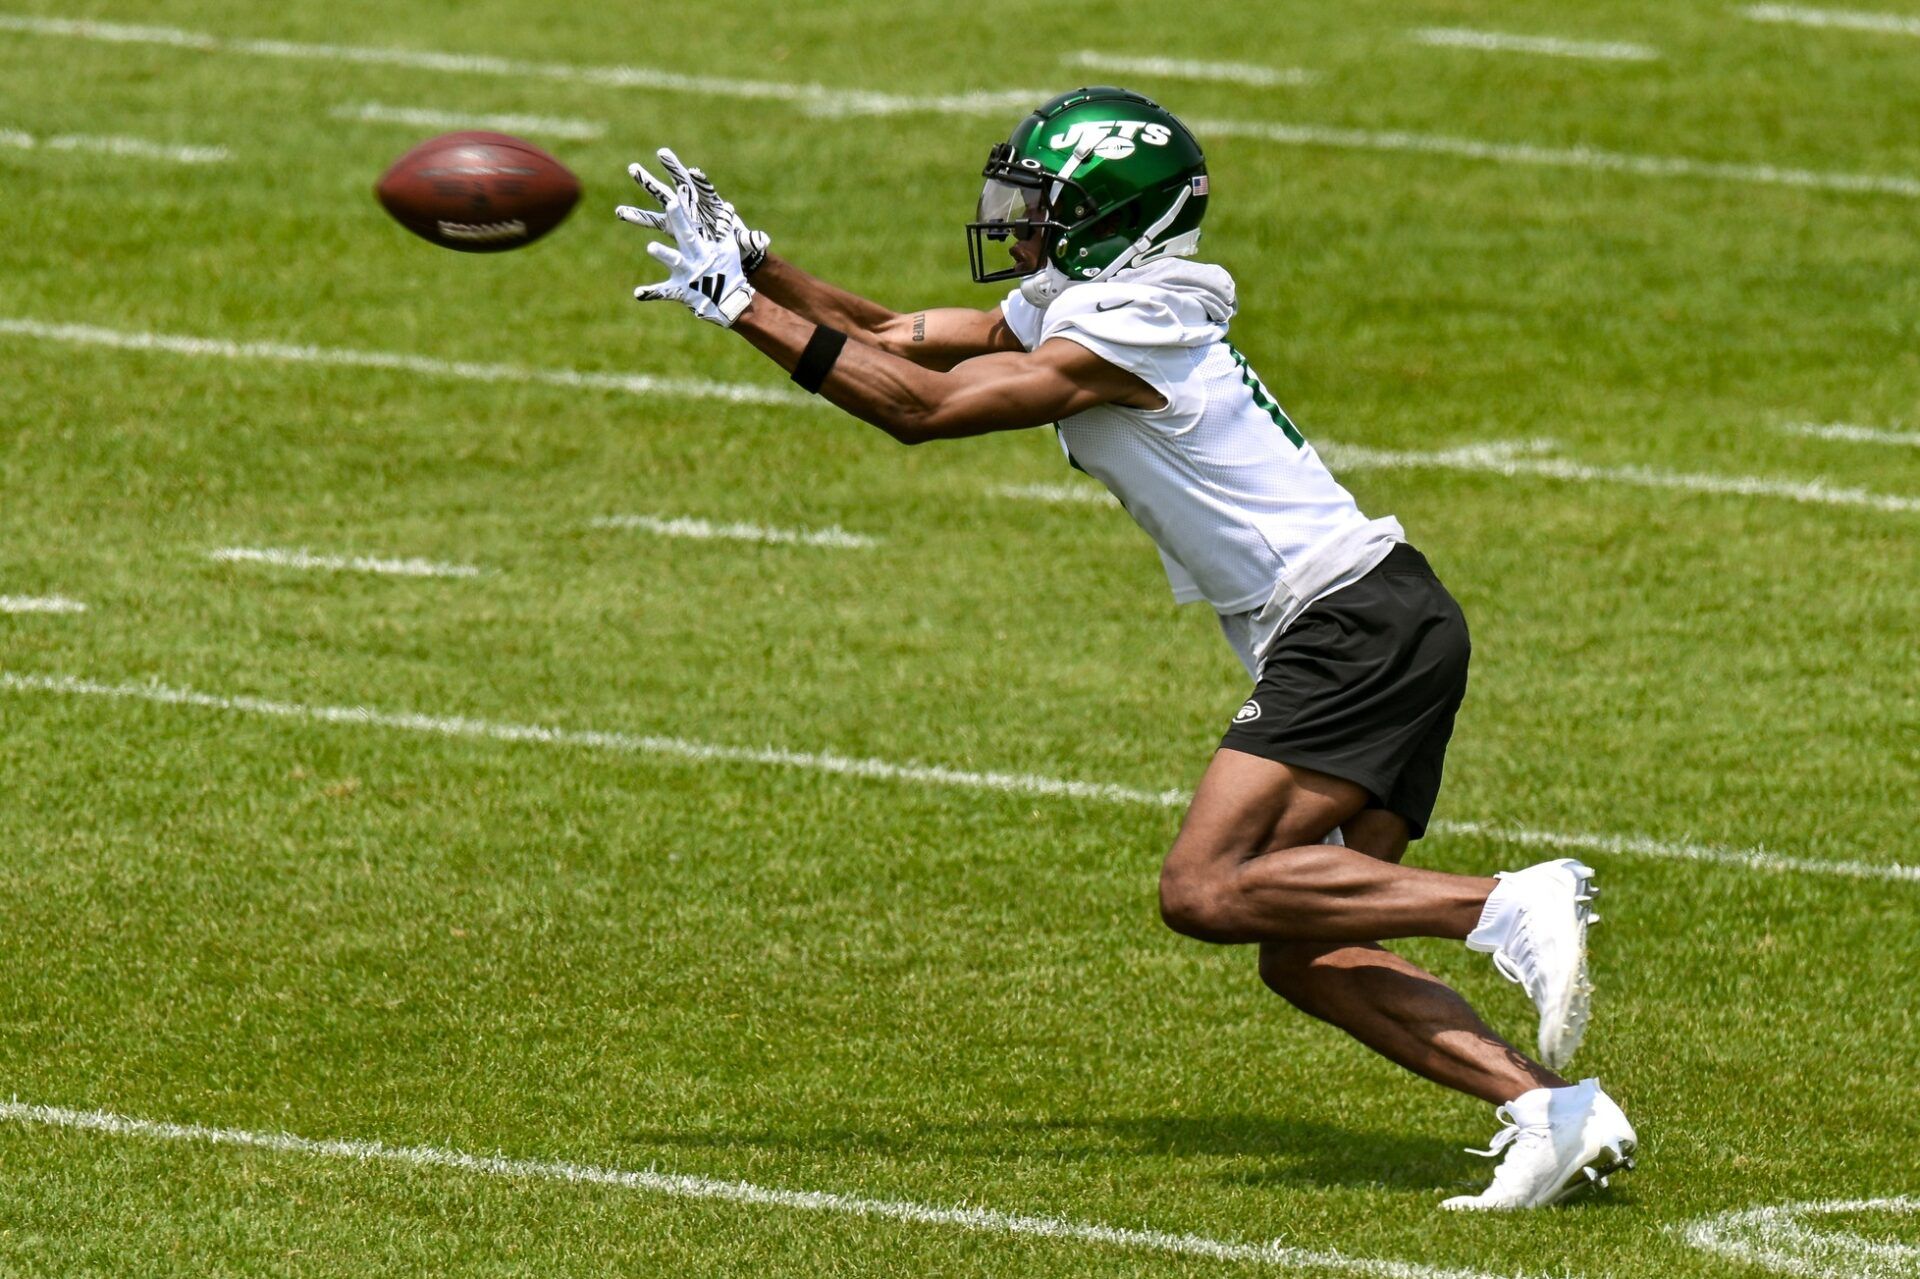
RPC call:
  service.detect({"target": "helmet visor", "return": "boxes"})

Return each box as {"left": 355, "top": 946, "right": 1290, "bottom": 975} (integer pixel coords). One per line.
{"left": 968, "top": 166, "right": 1059, "bottom": 283}
{"left": 975, "top": 176, "right": 1045, "bottom": 236}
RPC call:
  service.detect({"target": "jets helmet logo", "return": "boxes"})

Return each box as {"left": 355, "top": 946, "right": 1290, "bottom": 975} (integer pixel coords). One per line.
{"left": 1047, "top": 120, "right": 1174, "bottom": 160}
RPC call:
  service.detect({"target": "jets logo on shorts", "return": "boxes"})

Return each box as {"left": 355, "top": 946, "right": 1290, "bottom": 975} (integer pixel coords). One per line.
{"left": 1234, "top": 699, "right": 1263, "bottom": 724}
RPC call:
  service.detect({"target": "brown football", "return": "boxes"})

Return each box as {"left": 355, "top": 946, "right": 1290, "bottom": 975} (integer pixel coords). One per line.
{"left": 375, "top": 131, "right": 580, "bottom": 252}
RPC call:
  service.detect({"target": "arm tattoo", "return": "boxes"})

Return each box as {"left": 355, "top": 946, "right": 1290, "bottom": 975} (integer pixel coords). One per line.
{"left": 910, "top": 312, "right": 927, "bottom": 342}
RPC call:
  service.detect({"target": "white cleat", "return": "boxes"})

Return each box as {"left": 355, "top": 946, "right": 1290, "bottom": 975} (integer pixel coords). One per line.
{"left": 1441, "top": 1079, "right": 1638, "bottom": 1210}
{"left": 1465, "top": 857, "right": 1598, "bottom": 1070}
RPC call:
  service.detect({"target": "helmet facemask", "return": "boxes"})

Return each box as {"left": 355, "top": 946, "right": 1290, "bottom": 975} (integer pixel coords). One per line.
{"left": 966, "top": 142, "right": 1098, "bottom": 284}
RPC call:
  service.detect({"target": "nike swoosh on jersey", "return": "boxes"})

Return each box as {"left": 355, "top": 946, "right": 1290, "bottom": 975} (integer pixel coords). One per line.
{"left": 1096, "top": 299, "right": 1132, "bottom": 312}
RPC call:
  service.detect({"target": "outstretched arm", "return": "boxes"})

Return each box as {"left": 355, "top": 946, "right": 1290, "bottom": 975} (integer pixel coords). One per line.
{"left": 617, "top": 150, "right": 1160, "bottom": 441}
{"left": 616, "top": 152, "right": 1017, "bottom": 368}
{"left": 733, "top": 293, "right": 1160, "bottom": 444}
{"left": 749, "top": 257, "right": 1022, "bottom": 369}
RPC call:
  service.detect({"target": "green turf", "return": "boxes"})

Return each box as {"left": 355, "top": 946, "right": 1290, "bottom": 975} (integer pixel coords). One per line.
{"left": 1, "top": 0, "right": 1917, "bottom": 1275}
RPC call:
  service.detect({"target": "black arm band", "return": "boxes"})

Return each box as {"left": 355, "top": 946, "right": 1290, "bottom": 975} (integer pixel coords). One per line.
{"left": 791, "top": 325, "right": 848, "bottom": 394}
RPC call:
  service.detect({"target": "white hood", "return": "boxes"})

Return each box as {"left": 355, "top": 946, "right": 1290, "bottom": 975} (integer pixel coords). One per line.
{"left": 1113, "top": 258, "right": 1237, "bottom": 330}
{"left": 1021, "top": 257, "right": 1235, "bottom": 318}
{"left": 1121, "top": 257, "right": 1236, "bottom": 320}
{"left": 1021, "top": 257, "right": 1236, "bottom": 335}
{"left": 1003, "top": 256, "right": 1239, "bottom": 358}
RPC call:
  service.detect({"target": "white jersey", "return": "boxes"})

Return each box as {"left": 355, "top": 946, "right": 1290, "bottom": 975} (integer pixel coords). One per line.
{"left": 1001, "top": 259, "right": 1403, "bottom": 676}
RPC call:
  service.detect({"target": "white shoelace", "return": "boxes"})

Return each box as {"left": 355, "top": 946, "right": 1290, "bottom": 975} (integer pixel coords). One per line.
{"left": 1463, "top": 1106, "right": 1556, "bottom": 1202}
{"left": 1465, "top": 1105, "right": 1524, "bottom": 1158}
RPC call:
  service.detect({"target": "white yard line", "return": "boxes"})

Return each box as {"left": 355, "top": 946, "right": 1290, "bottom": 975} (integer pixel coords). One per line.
{"left": 209, "top": 547, "right": 485, "bottom": 578}
{"left": 0, "top": 672, "right": 1187, "bottom": 808}
{"left": 991, "top": 438, "right": 1920, "bottom": 515}
{"left": 2, "top": 671, "right": 1912, "bottom": 885}
{"left": 804, "top": 89, "right": 1055, "bottom": 120}
{"left": 1409, "top": 28, "right": 1660, "bottom": 61}
{"left": 1191, "top": 117, "right": 1920, "bottom": 199}
{"left": 1060, "top": 51, "right": 1315, "bottom": 88}
{"left": 1351, "top": 445, "right": 1920, "bottom": 513}
{"left": 1679, "top": 1196, "right": 1920, "bottom": 1278}
{"left": 0, "top": 127, "right": 227, "bottom": 164}
{"left": 1781, "top": 421, "right": 1920, "bottom": 447}
{"left": 0, "top": 14, "right": 1043, "bottom": 119}
{"left": 0, "top": 318, "right": 811, "bottom": 408}
{"left": 1430, "top": 821, "right": 1918, "bottom": 885}
{"left": 0, "top": 595, "right": 87, "bottom": 614}
{"left": 992, "top": 442, "right": 1553, "bottom": 505}
{"left": 330, "top": 102, "right": 604, "bottom": 140}
{"left": 1741, "top": 3, "right": 1920, "bottom": 37}
{"left": 591, "top": 515, "right": 879, "bottom": 549}
{"left": 992, "top": 482, "right": 1119, "bottom": 506}
{"left": 0, "top": 1101, "right": 1521, "bottom": 1279}
{"left": 1317, "top": 439, "right": 1559, "bottom": 469}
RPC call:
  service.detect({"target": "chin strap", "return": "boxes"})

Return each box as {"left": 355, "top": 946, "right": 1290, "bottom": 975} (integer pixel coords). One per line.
{"left": 1018, "top": 265, "right": 1071, "bottom": 307}
{"left": 1088, "top": 182, "right": 1193, "bottom": 284}
{"left": 1036, "top": 142, "right": 1196, "bottom": 294}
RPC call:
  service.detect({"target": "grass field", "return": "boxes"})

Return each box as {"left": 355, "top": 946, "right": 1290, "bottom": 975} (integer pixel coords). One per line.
{"left": 3, "top": 1, "right": 1918, "bottom": 1275}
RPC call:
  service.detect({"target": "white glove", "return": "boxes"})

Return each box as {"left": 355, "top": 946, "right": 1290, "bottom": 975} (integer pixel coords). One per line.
{"left": 616, "top": 159, "right": 756, "bottom": 328}
{"left": 688, "top": 165, "right": 770, "bottom": 274}
{"left": 618, "top": 148, "right": 770, "bottom": 275}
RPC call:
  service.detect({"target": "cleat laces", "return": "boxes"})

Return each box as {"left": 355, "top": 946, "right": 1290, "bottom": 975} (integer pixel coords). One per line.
{"left": 1461, "top": 1106, "right": 1553, "bottom": 1203}
{"left": 1490, "top": 952, "right": 1527, "bottom": 985}
{"left": 1464, "top": 1106, "right": 1530, "bottom": 1158}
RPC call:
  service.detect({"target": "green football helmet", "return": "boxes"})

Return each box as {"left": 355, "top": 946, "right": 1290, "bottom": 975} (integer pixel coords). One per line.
{"left": 968, "top": 86, "right": 1209, "bottom": 286}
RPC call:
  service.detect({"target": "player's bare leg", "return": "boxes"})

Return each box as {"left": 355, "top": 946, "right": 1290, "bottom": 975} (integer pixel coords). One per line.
{"left": 1158, "top": 749, "right": 1636, "bottom": 1206}
{"left": 1158, "top": 750, "right": 1567, "bottom": 1103}
{"left": 1152, "top": 741, "right": 1635, "bottom": 1198}
{"left": 1259, "top": 941, "right": 1562, "bottom": 1104}
{"left": 1157, "top": 749, "right": 1499, "bottom": 946}
{"left": 1254, "top": 809, "right": 1563, "bottom": 1106}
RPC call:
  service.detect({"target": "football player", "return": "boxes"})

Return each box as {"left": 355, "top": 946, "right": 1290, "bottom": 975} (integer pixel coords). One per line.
{"left": 617, "top": 87, "right": 1637, "bottom": 1209}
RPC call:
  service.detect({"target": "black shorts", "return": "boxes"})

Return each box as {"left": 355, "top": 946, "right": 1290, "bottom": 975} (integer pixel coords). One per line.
{"left": 1218, "top": 543, "right": 1470, "bottom": 839}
